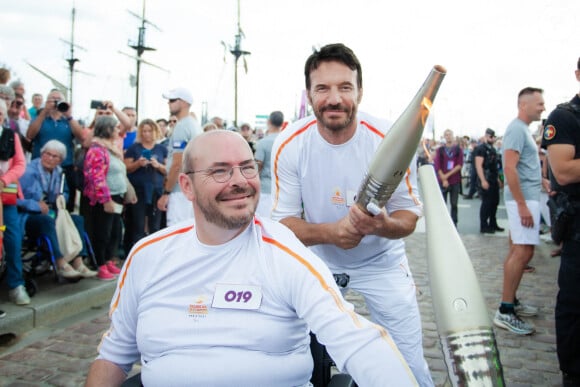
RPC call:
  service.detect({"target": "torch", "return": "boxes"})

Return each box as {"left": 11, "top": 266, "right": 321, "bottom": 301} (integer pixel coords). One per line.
{"left": 419, "top": 164, "right": 505, "bottom": 386}
{"left": 356, "top": 65, "right": 446, "bottom": 215}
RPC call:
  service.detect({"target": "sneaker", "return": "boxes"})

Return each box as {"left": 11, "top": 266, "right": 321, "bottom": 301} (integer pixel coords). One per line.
{"left": 8, "top": 285, "right": 31, "bottom": 305}
{"left": 514, "top": 301, "right": 538, "bottom": 317}
{"left": 106, "top": 261, "right": 121, "bottom": 275}
{"left": 74, "top": 263, "right": 98, "bottom": 278}
{"left": 0, "top": 310, "right": 6, "bottom": 319}
{"left": 97, "top": 265, "right": 116, "bottom": 281}
{"left": 58, "top": 263, "right": 82, "bottom": 280}
{"left": 493, "top": 310, "right": 535, "bottom": 335}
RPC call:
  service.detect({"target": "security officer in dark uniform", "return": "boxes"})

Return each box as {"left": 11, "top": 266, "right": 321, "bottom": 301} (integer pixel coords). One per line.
{"left": 474, "top": 128, "right": 504, "bottom": 233}
{"left": 543, "top": 56, "right": 580, "bottom": 387}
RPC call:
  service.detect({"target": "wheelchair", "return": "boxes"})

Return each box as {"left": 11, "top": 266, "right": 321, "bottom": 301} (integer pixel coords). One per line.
{"left": 20, "top": 231, "right": 97, "bottom": 297}
{"left": 121, "top": 333, "right": 356, "bottom": 387}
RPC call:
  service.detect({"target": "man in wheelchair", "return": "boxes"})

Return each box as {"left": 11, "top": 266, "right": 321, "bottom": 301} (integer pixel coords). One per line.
{"left": 85, "top": 131, "right": 417, "bottom": 386}
{"left": 18, "top": 140, "right": 96, "bottom": 279}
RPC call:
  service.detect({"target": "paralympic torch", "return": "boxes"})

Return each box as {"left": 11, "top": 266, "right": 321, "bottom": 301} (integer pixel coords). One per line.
{"left": 419, "top": 164, "right": 505, "bottom": 386}
{"left": 355, "top": 65, "right": 446, "bottom": 215}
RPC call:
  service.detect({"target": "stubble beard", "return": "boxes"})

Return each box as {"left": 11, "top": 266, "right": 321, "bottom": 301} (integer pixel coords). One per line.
{"left": 314, "top": 104, "right": 357, "bottom": 132}
{"left": 197, "top": 186, "right": 258, "bottom": 230}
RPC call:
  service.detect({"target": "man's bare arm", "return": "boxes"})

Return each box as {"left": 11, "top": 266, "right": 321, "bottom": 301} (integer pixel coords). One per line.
{"left": 85, "top": 359, "right": 126, "bottom": 387}
{"left": 548, "top": 144, "right": 580, "bottom": 185}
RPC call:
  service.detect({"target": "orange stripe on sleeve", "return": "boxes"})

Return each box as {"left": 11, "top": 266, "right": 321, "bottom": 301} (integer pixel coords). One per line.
{"left": 110, "top": 225, "right": 194, "bottom": 314}
{"left": 271, "top": 120, "right": 316, "bottom": 210}
{"left": 260, "top": 234, "right": 363, "bottom": 327}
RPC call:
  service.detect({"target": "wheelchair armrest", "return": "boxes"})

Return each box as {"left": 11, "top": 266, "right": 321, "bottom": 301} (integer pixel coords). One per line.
{"left": 121, "top": 372, "right": 142, "bottom": 387}
{"left": 327, "top": 373, "right": 357, "bottom": 387}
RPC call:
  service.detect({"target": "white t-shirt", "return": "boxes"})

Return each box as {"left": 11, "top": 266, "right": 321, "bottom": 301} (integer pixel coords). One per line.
{"left": 271, "top": 112, "right": 423, "bottom": 271}
{"left": 98, "top": 217, "right": 416, "bottom": 386}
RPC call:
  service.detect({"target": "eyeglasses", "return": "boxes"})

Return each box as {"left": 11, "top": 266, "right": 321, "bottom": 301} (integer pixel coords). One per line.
{"left": 42, "top": 151, "right": 62, "bottom": 160}
{"left": 12, "top": 101, "right": 23, "bottom": 107}
{"left": 168, "top": 98, "right": 180, "bottom": 103}
{"left": 169, "top": 119, "right": 177, "bottom": 124}
{"left": 185, "top": 161, "right": 259, "bottom": 183}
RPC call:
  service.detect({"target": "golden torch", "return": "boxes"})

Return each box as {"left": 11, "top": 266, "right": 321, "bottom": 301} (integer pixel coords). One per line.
{"left": 356, "top": 65, "right": 446, "bottom": 215}
{"left": 419, "top": 164, "right": 505, "bottom": 386}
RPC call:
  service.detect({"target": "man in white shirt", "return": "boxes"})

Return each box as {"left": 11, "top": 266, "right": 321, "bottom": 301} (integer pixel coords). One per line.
{"left": 86, "top": 130, "right": 417, "bottom": 386}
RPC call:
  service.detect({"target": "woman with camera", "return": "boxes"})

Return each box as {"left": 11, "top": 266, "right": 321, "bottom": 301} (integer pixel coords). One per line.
{"left": 123, "top": 119, "right": 167, "bottom": 253}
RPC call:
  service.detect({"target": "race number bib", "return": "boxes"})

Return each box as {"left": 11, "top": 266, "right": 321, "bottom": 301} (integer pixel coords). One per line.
{"left": 212, "top": 284, "right": 262, "bottom": 310}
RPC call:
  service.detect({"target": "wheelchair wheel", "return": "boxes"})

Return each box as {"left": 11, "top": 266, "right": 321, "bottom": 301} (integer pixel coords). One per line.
{"left": 25, "top": 278, "right": 38, "bottom": 297}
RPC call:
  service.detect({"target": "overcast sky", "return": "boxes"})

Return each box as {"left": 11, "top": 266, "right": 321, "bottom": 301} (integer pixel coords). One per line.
{"left": 1, "top": 0, "right": 579, "bottom": 138}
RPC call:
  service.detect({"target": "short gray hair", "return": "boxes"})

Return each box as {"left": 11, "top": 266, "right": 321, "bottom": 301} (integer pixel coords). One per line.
{"left": 93, "top": 116, "right": 118, "bottom": 139}
{"left": 0, "top": 85, "right": 15, "bottom": 102}
{"left": 40, "top": 140, "right": 67, "bottom": 160}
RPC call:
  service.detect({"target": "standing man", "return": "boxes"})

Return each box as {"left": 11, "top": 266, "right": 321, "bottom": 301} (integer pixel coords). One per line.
{"left": 434, "top": 129, "right": 463, "bottom": 227}
{"left": 156, "top": 87, "right": 201, "bottom": 226}
{"left": 493, "top": 87, "right": 545, "bottom": 336}
{"left": 27, "top": 89, "right": 85, "bottom": 212}
{"left": 254, "top": 110, "right": 283, "bottom": 217}
{"left": 271, "top": 43, "right": 433, "bottom": 386}
{"left": 474, "top": 128, "right": 503, "bottom": 234}
{"left": 543, "top": 57, "right": 580, "bottom": 385}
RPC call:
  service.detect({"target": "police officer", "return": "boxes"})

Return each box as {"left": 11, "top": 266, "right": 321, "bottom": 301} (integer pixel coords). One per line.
{"left": 474, "top": 128, "right": 504, "bottom": 233}
{"left": 543, "top": 56, "right": 580, "bottom": 386}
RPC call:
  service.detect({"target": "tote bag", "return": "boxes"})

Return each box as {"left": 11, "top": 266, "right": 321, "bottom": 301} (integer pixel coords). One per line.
{"left": 55, "top": 195, "right": 82, "bottom": 262}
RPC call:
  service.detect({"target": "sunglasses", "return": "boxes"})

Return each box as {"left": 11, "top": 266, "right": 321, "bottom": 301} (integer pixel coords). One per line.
{"left": 12, "top": 100, "right": 23, "bottom": 107}
{"left": 168, "top": 98, "right": 180, "bottom": 103}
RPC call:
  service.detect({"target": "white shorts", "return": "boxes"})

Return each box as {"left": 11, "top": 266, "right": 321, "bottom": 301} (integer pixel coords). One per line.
{"left": 505, "top": 199, "right": 540, "bottom": 245}
{"left": 167, "top": 191, "right": 194, "bottom": 226}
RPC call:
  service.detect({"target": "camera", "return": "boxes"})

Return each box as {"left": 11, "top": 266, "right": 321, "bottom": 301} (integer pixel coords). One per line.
{"left": 55, "top": 100, "right": 70, "bottom": 113}
{"left": 90, "top": 100, "right": 106, "bottom": 110}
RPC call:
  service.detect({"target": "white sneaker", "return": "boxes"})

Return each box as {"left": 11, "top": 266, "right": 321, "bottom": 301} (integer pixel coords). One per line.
{"left": 9, "top": 285, "right": 31, "bottom": 305}
{"left": 74, "top": 263, "right": 98, "bottom": 278}
{"left": 493, "top": 310, "right": 535, "bottom": 335}
{"left": 514, "top": 302, "right": 538, "bottom": 317}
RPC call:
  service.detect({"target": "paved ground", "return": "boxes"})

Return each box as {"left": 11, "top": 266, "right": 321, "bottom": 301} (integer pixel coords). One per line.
{"left": 0, "top": 194, "right": 563, "bottom": 386}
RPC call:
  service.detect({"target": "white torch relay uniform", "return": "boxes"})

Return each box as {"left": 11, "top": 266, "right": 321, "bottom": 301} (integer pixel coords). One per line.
{"left": 271, "top": 112, "right": 433, "bottom": 386}
{"left": 97, "top": 216, "right": 417, "bottom": 386}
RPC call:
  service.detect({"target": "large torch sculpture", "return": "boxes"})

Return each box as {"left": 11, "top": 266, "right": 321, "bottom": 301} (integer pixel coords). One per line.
{"left": 355, "top": 65, "right": 505, "bottom": 385}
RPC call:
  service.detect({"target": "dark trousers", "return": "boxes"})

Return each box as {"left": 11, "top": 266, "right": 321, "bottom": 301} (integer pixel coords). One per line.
{"left": 89, "top": 202, "right": 122, "bottom": 267}
{"left": 556, "top": 219, "right": 580, "bottom": 380}
{"left": 467, "top": 164, "right": 478, "bottom": 197}
{"left": 123, "top": 198, "right": 162, "bottom": 256}
{"left": 62, "top": 164, "right": 77, "bottom": 213}
{"left": 479, "top": 182, "right": 499, "bottom": 230}
{"left": 441, "top": 183, "right": 460, "bottom": 226}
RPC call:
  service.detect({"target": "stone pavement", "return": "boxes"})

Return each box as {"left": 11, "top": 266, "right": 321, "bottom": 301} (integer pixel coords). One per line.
{"left": 0, "top": 231, "right": 562, "bottom": 386}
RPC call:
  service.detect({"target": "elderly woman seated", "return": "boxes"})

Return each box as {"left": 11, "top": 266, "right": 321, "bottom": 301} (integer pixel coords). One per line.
{"left": 17, "top": 140, "right": 96, "bottom": 279}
